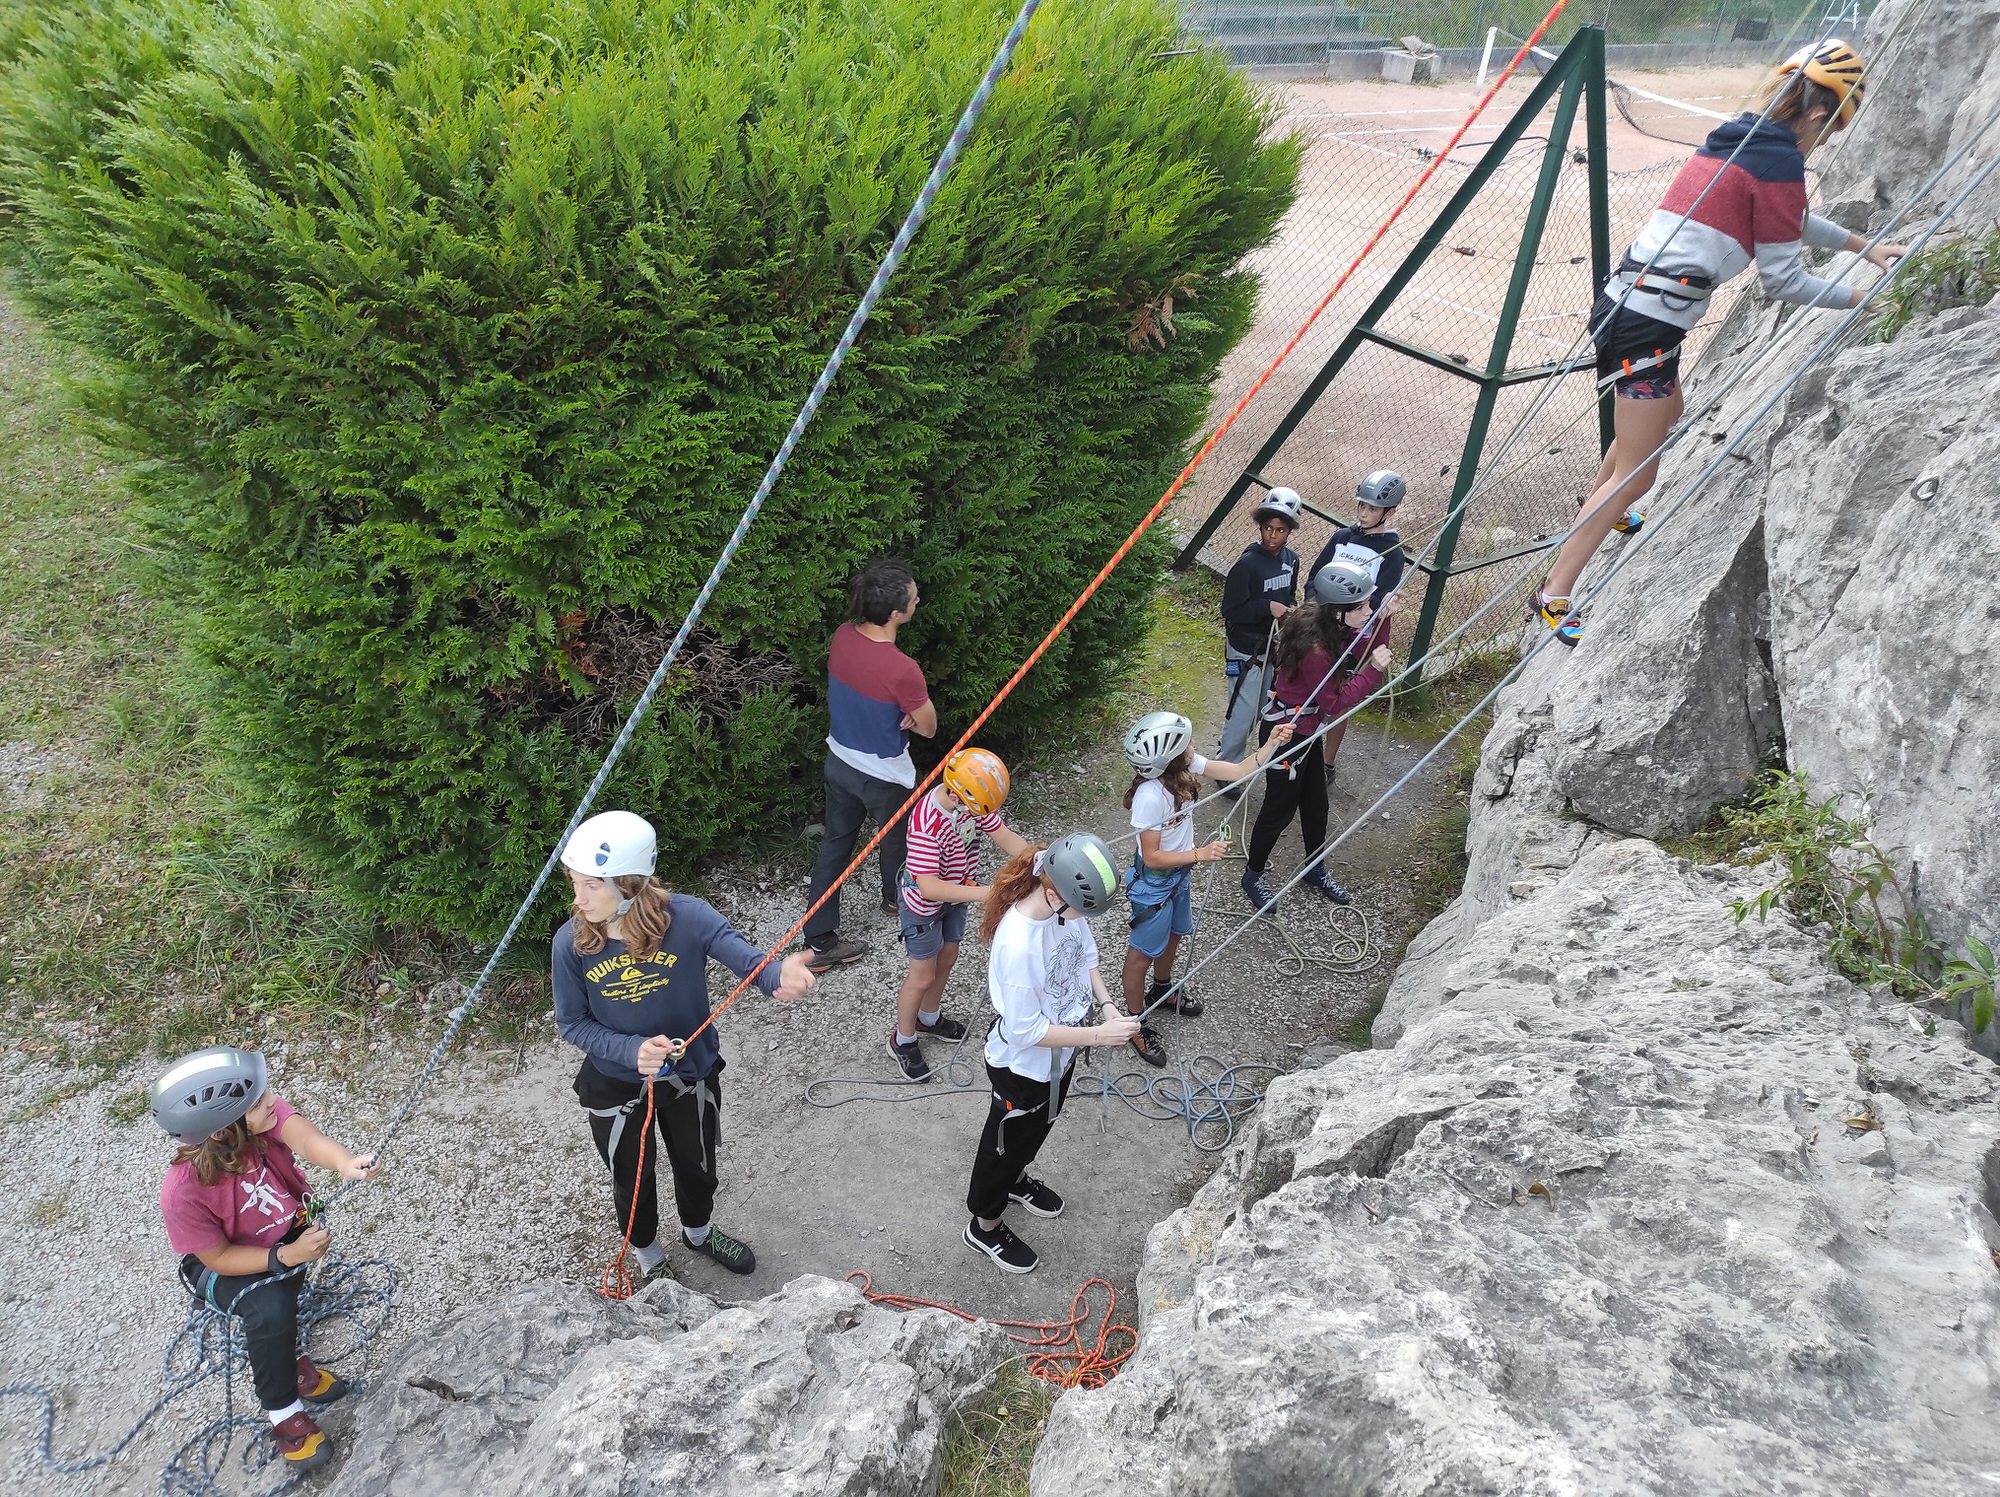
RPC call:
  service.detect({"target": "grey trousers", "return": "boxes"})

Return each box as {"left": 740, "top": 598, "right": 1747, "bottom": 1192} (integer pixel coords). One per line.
{"left": 1218, "top": 647, "right": 1271, "bottom": 765}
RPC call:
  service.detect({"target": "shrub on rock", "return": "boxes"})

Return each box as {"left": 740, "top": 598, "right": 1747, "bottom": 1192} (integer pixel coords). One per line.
{"left": 0, "top": 0, "right": 1297, "bottom": 931}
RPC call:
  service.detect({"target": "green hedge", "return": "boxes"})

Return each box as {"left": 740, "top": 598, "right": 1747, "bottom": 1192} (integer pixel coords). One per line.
{"left": 0, "top": 0, "right": 1297, "bottom": 933}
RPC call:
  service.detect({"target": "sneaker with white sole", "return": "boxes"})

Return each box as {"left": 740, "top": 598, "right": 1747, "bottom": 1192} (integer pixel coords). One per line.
{"left": 963, "top": 1219, "right": 1039, "bottom": 1274}
{"left": 917, "top": 1012, "right": 967, "bottom": 1043}
{"left": 887, "top": 1031, "right": 932, "bottom": 1082}
{"left": 1006, "top": 1175, "right": 1064, "bottom": 1218}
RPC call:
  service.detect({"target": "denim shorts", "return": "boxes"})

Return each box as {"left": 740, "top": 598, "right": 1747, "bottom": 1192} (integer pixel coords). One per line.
{"left": 1126, "top": 875, "right": 1193, "bottom": 959}
{"left": 899, "top": 897, "right": 967, "bottom": 960}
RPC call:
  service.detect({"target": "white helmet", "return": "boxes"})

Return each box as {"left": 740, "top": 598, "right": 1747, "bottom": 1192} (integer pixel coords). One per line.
{"left": 1253, "top": 487, "right": 1303, "bottom": 530}
{"left": 1123, "top": 711, "right": 1193, "bottom": 779}
{"left": 560, "top": 810, "right": 657, "bottom": 882}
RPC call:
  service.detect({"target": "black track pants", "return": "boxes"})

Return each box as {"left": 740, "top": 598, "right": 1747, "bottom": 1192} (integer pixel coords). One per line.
{"left": 578, "top": 1059, "right": 724, "bottom": 1247}
{"left": 965, "top": 1059, "right": 1075, "bottom": 1222}
{"left": 179, "top": 1254, "right": 302, "bottom": 1411}
{"left": 1246, "top": 724, "right": 1330, "bottom": 873}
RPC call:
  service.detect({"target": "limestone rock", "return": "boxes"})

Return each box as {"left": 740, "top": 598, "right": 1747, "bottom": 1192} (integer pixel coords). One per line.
{"left": 328, "top": 1275, "right": 1005, "bottom": 1496}
{"left": 1034, "top": 842, "right": 2000, "bottom": 1496}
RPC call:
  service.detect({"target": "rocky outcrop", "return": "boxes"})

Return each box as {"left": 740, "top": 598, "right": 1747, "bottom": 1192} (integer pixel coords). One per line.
{"left": 1033, "top": 841, "right": 2000, "bottom": 1495}
{"left": 326, "top": 1276, "right": 1005, "bottom": 1497}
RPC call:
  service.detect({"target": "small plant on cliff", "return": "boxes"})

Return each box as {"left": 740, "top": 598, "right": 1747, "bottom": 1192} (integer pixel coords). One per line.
{"left": 1719, "top": 769, "right": 1994, "bottom": 1033}
{"left": 1866, "top": 228, "right": 2000, "bottom": 342}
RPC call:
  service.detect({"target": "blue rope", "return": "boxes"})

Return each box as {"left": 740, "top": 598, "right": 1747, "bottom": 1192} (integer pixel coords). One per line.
{"left": 344, "top": 0, "right": 1049, "bottom": 1185}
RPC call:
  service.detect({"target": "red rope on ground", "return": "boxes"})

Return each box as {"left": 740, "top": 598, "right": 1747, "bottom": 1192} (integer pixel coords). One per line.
{"left": 598, "top": 0, "right": 1575, "bottom": 1299}
{"left": 845, "top": 1271, "right": 1136, "bottom": 1390}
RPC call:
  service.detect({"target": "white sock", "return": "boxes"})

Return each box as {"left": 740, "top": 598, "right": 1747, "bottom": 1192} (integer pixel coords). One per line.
{"left": 267, "top": 1400, "right": 304, "bottom": 1427}
{"left": 682, "top": 1222, "right": 711, "bottom": 1246}
{"left": 917, "top": 1008, "right": 941, "bottom": 1026}
{"left": 633, "top": 1239, "right": 665, "bottom": 1272}
{"left": 896, "top": 1030, "right": 918, "bottom": 1047}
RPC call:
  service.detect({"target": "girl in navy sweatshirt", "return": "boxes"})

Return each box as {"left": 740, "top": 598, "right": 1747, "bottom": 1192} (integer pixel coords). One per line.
{"left": 552, "top": 810, "right": 815, "bottom": 1279}
{"left": 1540, "top": 40, "right": 1903, "bottom": 646}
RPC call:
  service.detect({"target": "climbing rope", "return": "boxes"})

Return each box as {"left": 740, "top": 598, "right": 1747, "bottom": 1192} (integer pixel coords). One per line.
{"left": 2, "top": 1255, "right": 397, "bottom": 1497}
{"left": 803, "top": 1050, "right": 982, "bottom": 1108}
{"left": 845, "top": 1272, "right": 1135, "bottom": 1391}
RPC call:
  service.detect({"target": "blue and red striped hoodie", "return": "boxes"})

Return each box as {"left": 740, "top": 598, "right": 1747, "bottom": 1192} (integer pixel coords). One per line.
{"left": 1620, "top": 113, "right": 1852, "bottom": 330}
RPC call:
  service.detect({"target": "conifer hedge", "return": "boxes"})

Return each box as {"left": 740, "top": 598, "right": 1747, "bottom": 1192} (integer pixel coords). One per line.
{"left": 0, "top": 0, "right": 1297, "bottom": 932}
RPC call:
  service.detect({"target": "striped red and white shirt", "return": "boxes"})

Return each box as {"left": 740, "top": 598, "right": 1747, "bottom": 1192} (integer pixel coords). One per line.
{"left": 901, "top": 788, "right": 1003, "bottom": 918}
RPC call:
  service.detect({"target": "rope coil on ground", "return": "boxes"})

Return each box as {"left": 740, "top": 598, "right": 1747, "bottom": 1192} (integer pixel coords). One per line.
{"left": 845, "top": 1271, "right": 1136, "bottom": 1390}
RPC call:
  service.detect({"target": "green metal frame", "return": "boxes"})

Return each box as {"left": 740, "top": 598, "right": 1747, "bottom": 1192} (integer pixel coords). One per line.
{"left": 1174, "top": 26, "right": 1614, "bottom": 687}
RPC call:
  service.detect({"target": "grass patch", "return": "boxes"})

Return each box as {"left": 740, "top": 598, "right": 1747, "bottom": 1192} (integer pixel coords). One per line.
{"left": 940, "top": 1359, "right": 1057, "bottom": 1497}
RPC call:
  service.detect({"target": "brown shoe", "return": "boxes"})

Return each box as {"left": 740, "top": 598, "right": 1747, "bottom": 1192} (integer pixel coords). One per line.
{"left": 272, "top": 1409, "right": 334, "bottom": 1473}
{"left": 804, "top": 936, "right": 868, "bottom": 974}
{"left": 1129, "top": 1024, "right": 1169, "bottom": 1069}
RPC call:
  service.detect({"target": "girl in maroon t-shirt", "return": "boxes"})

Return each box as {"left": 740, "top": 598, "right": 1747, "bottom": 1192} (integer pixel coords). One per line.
{"left": 151, "top": 1046, "right": 381, "bottom": 1475}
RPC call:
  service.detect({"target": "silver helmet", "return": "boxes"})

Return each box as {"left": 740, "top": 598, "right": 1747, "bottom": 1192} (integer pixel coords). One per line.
{"left": 1040, "top": 833, "right": 1121, "bottom": 917}
{"left": 1356, "top": 469, "right": 1407, "bottom": 510}
{"left": 1122, "top": 711, "right": 1193, "bottom": 780}
{"left": 149, "top": 1046, "right": 268, "bottom": 1144}
{"left": 1309, "top": 558, "right": 1374, "bottom": 610}
{"left": 1253, "top": 487, "right": 1303, "bottom": 530}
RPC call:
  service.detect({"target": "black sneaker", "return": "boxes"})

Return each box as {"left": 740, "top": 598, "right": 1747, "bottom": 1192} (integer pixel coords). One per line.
{"left": 887, "top": 1031, "right": 932, "bottom": 1081}
{"left": 1144, "top": 980, "right": 1204, "bottom": 1018}
{"left": 1130, "top": 1023, "right": 1169, "bottom": 1069}
{"left": 1305, "top": 866, "right": 1351, "bottom": 906}
{"left": 917, "top": 1012, "right": 967, "bottom": 1043}
{"left": 962, "top": 1219, "right": 1038, "bottom": 1275}
{"left": 683, "top": 1226, "right": 756, "bottom": 1276}
{"left": 804, "top": 935, "right": 868, "bottom": 974}
{"left": 1006, "top": 1175, "right": 1064, "bottom": 1218}
{"left": 1241, "top": 867, "right": 1278, "bottom": 914}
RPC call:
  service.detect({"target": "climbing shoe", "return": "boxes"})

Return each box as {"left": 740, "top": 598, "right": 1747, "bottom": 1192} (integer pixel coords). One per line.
{"left": 1304, "top": 866, "right": 1352, "bottom": 906}
{"left": 1241, "top": 867, "right": 1278, "bottom": 914}
{"left": 1006, "top": 1175, "right": 1065, "bottom": 1219}
{"left": 963, "top": 1219, "right": 1039, "bottom": 1275}
{"left": 804, "top": 935, "right": 867, "bottom": 974}
{"left": 295, "top": 1356, "right": 351, "bottom": 1407}
{"left": 271, "top": 1410, "right": 333, "bottom": 1473}
{"left": 683, "top": 1226, "right": 757, "bottom": 1276}
{"left": 1144, "top": 980, "right": 1204, "bottom": 1018}
{"left": 1130, "top": 1023, "right": 1169, "bottom": 1070}
{"left": 887, "top": 1031, "right": 932, "bottom": 1082}
{"left": 1536, "top": 594, "right": 1583, "bottom": 649}
{"left": 1613, "top": 507, "right": 1644, "bottom": 536}
{"left": 879, "top": 897, "right": 899, "bottom": 917}
{"left": 917, "top": 1011, "right": 968, "bottom": 1043}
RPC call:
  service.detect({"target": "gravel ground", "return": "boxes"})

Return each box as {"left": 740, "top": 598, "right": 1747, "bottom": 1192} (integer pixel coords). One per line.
{"left": 0, "top": 649, "right": 1455, "bottom": 1494}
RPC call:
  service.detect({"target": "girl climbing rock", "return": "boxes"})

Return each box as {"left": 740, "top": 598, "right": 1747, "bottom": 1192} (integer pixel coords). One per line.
{"left": 553, "top": 810, "right": 815, "bottom": 1281}
{"left": 1541, "top": 39, "right": 1904, "bottom": 646}
{"left": 963, "top": 834, "right": 1137, "bottom": 1274}
{"left": 1241, "top": 558, "right": 1393, "bottom": 913}
{"left": 1117, "top": 710, "right": 1292, "bottom": 1069}
{"left": 888, "top": 747, "right": 1030, "bottom": 1082}
{"left": 151, "top": 1046, "right": 383, "bottom": 1475}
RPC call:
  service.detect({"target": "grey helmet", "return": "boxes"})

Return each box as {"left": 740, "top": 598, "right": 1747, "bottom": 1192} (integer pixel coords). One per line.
{"left": 1252, "top": 487, "right": 1303, "bottom": 530}
{"left": 1356, "top": 469, "right": 1406, "bottom": 510}
{"left": 149, "top": 1046, "right": 268, "bottom": 1144}
{"left": 1309, "top": 557, "right": 1375, "bottom": 610}
{"left": 1039, "top": 832, "right": 1121, "bottom": 917}
{"left": 1122, "top": 711, "right": 1193, "bottom": 780}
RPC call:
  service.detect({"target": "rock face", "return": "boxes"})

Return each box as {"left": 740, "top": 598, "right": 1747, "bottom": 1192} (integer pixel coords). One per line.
{"left": 1033, "top": 841, "right": 2000, "bottom": 1495}
{"left": 326, "top": 1276, "right": 1005, "bottom": 1497}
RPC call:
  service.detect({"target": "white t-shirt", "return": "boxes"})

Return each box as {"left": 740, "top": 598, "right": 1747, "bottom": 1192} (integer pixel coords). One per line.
{"left": 1127, "top": 754, "right": 1207, "bottom": 855}
{"left": 984, "top": 903, "right": 1101, "bottom": 1082}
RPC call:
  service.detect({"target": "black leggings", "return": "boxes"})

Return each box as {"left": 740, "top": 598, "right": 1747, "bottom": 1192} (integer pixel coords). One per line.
{"left": 179, "top": 1254, "right": 303, "bottom": 1411}
{"left": 965, "top": 1060, "right": 1075, "bottom": 1223}
{"left": 578, "top": 1059, "right": 724, "bottom": 1248}
{"left": 1246, "top": 722, "right": 1329, "bottom": 874}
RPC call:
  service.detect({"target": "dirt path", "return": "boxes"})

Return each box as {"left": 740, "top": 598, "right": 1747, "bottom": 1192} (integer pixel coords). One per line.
{"left": 0, "top": 583, "right": 1456, "bottom": 1492}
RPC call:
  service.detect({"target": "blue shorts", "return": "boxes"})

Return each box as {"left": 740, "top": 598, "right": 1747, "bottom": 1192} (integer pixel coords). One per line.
{"left": 1126, "top": 876, "right": 1193, "bottom": 960}
{"left": 899, "top": 898, "right": 967, "bottom": 960}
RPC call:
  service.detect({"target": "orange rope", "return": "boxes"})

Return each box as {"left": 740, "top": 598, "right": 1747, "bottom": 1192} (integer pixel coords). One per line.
{"left": 598, "top": 0, "right": 1575, "bottom": 1299}
{"left": 846, "top": 1271, "right": 1136, "bottom": 1390}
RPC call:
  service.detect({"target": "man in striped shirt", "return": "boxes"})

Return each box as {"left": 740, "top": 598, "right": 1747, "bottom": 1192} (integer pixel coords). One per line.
{"left": 889, "top": 748, "right": 1028, "bottom": 1081}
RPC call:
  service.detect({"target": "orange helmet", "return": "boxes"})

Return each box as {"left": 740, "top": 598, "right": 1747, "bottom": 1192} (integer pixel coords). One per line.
{"left": 942, "top": 748, "right": 1010, "bottom": 817}
{"left": 1777, "top": 39, "right": 1867, "bottom": 129}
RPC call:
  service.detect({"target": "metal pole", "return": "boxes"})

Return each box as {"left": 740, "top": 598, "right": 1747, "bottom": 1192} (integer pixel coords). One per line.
{"left": 1174, "top": 37, "right": 1588, "bottom": 571}
{"left": 1582, "top": 24, "right": 1614, "bottom": 457}
{"left": 1478, "top": 25, "right": 1499, "bottom": 89}
{"left": 1404, "top": 32, "right": 1593, "bottom": 685}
